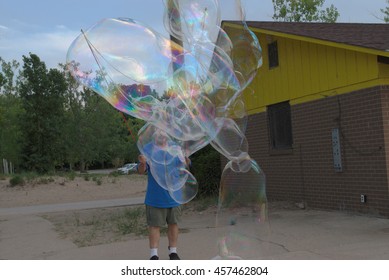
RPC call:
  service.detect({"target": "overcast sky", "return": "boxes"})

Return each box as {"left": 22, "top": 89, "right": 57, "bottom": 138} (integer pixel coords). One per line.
{"left": 0, "top": 0, "right": 387, "bottom": 69}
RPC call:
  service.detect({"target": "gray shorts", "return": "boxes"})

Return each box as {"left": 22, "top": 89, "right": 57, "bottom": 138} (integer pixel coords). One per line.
{"left": 146, "top": 205, "right": 182, "bottom": 227}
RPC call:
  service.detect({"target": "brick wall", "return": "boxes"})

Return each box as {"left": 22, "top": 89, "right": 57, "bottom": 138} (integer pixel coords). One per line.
{"left": 241, "top": 86, "right": 389, "bottom": 217}
{"left": 381, "top": 85, "right": 389, "bottom": 194}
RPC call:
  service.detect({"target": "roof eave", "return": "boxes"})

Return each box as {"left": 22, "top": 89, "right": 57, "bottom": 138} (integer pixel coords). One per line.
{"left": 222, "top": 22, "right": 389, "bottom": 58}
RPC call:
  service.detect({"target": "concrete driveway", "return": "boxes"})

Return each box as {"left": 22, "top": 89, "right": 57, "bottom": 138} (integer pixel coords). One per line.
{"left": 1, "top": 200, "right": 389, "bottom": 260}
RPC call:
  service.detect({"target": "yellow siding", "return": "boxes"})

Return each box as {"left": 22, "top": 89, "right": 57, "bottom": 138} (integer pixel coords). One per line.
{"left": 345, "top": 50, "right": 358, "bottom": 85}
{"left": 308, "top": 42, "right": 320, "bottom": 94}
{"left": 379, "top": 63, "right": 389, "bottom": 78}
{"left": 222, "top": 24, "right": 389, "bottom": 114}
{"left": 278, "top": 38, "right": 289, "bottom": 98}
{"left": 240, "top": 30, "right": 384, "bottom": 113}
{"left": 301, "top": 41, "right": 312, "bottom": 94}
{"left": 317, "top": 44, "right": 329, "bottom": 91}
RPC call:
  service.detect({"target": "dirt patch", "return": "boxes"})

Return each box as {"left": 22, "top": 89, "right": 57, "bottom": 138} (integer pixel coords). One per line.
{"left": 41, "top": 200, "right": 213, "bottom": 248}
{"left": 41, "top": 205, "right": 148, "bottom": 247}
{"left": 0, "top": 173, "right": 148, "bottom": 247}
{"left": 0, "top": 174, "right": 147, "bottom": 208}
{"left": 1, "top": 174, "right": 273, "bottom": 249}
{"left": 1, "top": 174, "right": 217, "bottom": 248}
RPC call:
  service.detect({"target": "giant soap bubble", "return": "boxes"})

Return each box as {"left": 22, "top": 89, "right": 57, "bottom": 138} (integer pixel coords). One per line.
{"left": 67, "top": 0, "right": 267, "bottom": 258}
{"left": 214, "top": 159, "right": 268, "bottom": 259}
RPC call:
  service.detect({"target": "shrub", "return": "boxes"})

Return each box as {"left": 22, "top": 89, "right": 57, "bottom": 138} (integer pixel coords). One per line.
{"left": 109, "top": 171, "right": 120, "bottom": 177}
{"left": 22, "top": 172, "right": 38, "bottom": 183}
{"left": 37, "top": 177, "right": 55, "bottom": 184}
{"left": 9, "top": 175, "right": 25, "bottom": 187}
{"left": 66, "top": 171, "right": 76, "bottom": 181}
{"left": 191, "top": 145, "right": 221, "bottom": 198}
{"left": 96, "top": 178, "right": 102, "bottom": 185}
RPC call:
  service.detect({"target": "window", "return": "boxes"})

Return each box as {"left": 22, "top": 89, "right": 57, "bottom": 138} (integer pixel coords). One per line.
{"left": 267, "top": 101, "right": 293, "bottom": 150}
{"left": 268, "top": 41, "right": 279, "bottom": 69}
{"left": 378, "top": 55, "right": 389, "bottom": 64}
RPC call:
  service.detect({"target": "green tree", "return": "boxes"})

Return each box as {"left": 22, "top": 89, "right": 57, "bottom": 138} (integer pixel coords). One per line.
{"left": 272, "top": 0, "right": 339, "bottom": 22}
{"left": 0, "top": 57, "right": 19, "bottom": 95}
{"left": 84, "top": 90, "right": 123, "bottom": 169}
{"left": 63, "top": 85, "right": 94, "bottom": 172}
{"left": 381, "top": 0, "right": 389, "bottom": 23}
{"left": 121, "top": 116, "right": 145, "bottom": 163}
{"left": 60, "top": 63, "right": 80, "bottom": 171}
{"left": 18, "top": 53, "right": 67, "bottom": 172}
{"left": 0, "top": 57, "right": 24, "bottom": 171}
{"left": 191, "top": 144, "right": 221, "bottom": 198}
{"left": 0, "top": 95, "right": 24, "bottom": 170}
{"left": 63, "top": 61, "right": 140, "bottom": 171}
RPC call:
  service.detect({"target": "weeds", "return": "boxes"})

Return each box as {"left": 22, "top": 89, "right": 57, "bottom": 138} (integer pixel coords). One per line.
{"left": 90, "top": 175, "right": 103, "bottom": 185}
{"left": 109, "top": 171, "right": 120, "bottom": 177}
{"left": 116, "top": 207, "right": 147, "bottom": 236}
{"left": 9, "top": 175, "right": 25, "bottom": 187}
{"left": 8, "top": 173, "right": 57, "bottom": 187}
{"left": 66, "top": 171, "right": 76, "bottom": 181}
{"left": 42, "top": 198, "right": 212, "bottom": 248}
{"left": 43, "top": 206, "right": 150, "bottom": 247}
{"left": 185, "top": 195, "right": 218, "bottom": 212}
{"left": 37, "top": 177, "right": 55, "bottom": 184}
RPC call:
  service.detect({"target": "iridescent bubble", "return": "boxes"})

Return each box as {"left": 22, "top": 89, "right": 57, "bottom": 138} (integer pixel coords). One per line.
{"left": 66, "top": 0, "right": 264, "bottom": 221}
{"left": 215, "top": 159, "right": 268, "bottom": 259}
{"left": 163, "top": 0, "right": 221, "bottom": 44}
{"left": 137, "top": 124, "right": 195, "bottom": 194}
{"left": 168, "top": 168, "right": 198, "bottom": 204}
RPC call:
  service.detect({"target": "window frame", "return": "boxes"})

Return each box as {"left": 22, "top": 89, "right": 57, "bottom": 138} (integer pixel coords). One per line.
{"left": 268, "top": 41, "right": 279, "bottom": 69}
{"left": 267, "top": 101, "right": 293, "bottom": 151}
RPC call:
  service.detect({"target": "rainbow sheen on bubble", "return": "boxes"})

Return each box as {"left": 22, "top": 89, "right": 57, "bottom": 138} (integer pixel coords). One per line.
{"left": 214, "top": 159, "right": 268, "bottom": 259}
{"left": 66, "top": 0, "right": 267, "bottom": 258}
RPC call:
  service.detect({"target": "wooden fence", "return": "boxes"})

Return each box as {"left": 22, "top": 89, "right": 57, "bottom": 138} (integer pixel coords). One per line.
{"left": 1, "top": 158, "right": 14, "bottom": 174}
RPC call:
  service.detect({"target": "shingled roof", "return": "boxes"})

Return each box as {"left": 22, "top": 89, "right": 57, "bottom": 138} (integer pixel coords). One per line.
{"left": 224, "top": 21, "right": 389, "bottom": 52}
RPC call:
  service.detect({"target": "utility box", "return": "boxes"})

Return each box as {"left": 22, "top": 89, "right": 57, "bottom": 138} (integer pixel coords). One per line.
{"left": 332, "top": 128, "right": 342, "bottom": 172}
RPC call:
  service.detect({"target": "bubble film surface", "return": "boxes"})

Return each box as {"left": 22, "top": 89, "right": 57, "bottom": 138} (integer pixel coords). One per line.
{"left": 214, "top": 159, "right": 268, "bottom": 259}
{"left": 67, "top": 0, "right": 267, "bottom": 258}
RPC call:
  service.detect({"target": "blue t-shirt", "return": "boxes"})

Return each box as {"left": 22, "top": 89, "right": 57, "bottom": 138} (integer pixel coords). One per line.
{"left": 140, "top": 143, "right": 182, "bottom": 208}
{"left": 143, "top": 163, "right": 181, "bottom": 208}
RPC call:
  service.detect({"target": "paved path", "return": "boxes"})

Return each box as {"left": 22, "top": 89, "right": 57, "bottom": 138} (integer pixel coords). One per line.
{"left": 2, "top": 199, "right": 389, "bottom": 260}
{"left": 0, "top": 197, "right": 145, "bottom": 259}
{"left": 0, "top": 197, "right": 144, "bottom": 216}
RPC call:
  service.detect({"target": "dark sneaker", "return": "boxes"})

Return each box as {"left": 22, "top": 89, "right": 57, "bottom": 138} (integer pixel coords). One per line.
{"left": 150, "top": 255, "right": 159, "bottom": 260}
{"left": 169, "top": 253, "right": 180, "bottom": 260}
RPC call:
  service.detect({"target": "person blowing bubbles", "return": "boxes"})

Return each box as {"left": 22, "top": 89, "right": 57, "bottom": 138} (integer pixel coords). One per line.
{"left": 137, "top": 132, "right": 190, "bottom": 260}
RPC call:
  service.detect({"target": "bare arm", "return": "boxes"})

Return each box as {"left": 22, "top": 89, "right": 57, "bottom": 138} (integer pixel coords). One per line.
{"left": 185, "top": 157, "right": 191, "bottom": 168}
{"left": 137, "top": 154, "right": 147, "bottom": 175}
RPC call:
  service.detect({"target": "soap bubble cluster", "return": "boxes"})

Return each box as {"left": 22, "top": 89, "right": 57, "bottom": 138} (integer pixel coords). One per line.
{"left": 67, "top": 0, "right": 267, "bottom": 259}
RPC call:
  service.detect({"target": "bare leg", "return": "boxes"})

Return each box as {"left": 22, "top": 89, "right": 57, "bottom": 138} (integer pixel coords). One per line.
{"left": 149, "top": 226, "right": 160, "bottom": 249}
{"left": 167, "top": 223, "right": 179, "bottom": 248}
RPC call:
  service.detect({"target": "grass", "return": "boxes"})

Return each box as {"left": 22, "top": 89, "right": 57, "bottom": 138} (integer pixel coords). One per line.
{"left": 40, "top": 197, "right": 216, "bottom": 248}
{"left": 36, "top": 177, "right": 55, "bottom": 184}
{"left": 4, "top": 171, "right": 125, "bottom": 188}
{"left": 9, "top": 175, "right": 25, "bottom": 187}
{"left": 116, "top": 207, "right": 148, "bottom": 236}
{"left": 43, "top": 206, "right": 149, "bottom": 247}
{"left": 188, "top": 195, "right": 219, "bottom": 212}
